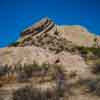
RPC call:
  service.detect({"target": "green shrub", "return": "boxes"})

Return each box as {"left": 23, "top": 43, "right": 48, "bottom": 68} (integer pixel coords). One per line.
{"left": 9, "top": 41, "right": 20, "bottom": 46}
{"left": 76, "top": 46, "right": 100, "bottom": 58}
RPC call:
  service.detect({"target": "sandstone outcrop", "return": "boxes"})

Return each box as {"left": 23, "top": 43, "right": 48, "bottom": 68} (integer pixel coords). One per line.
{"left": 12, "top": 17, "right": 100, "bottom": 48}
{"left": 0, "top": 17, "right": 100, "bottom": 100}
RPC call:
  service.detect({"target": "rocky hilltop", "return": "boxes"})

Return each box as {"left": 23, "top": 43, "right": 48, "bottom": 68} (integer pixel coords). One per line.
{"left": 12, "top": 17, "right": 100, "bottom": 47}
{"left": 0, "top": 17, "right": 100, "bottom": 100}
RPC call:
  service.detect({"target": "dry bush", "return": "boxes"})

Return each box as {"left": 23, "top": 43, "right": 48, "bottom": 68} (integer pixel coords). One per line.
{"left": 79, "top": 77, "right": 100, "bottom": 96}
{"left": 13, "top": 64, "right": 70, "bottom": 100}
{"left": 16, "top": 63, "right": 41, "bottom": 82}
{"left": 91, "top": 63, "right": 100, "bottom": 74}
{"left": 0, "top": 64, "right": 10, "bottom": 77}
{"left": 13, "top": 85, "right": 62, "bottom": 100}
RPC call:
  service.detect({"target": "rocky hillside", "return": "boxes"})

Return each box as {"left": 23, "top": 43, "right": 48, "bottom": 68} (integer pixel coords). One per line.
{"left": 11, "top": 17, "right": 100, "bottom": 48}
{"left": 0, "top": 17, "right": 100, "bottom": 100}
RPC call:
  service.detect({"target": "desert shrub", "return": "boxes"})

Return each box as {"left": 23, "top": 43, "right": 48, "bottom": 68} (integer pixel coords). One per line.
{"left": 92, "top": 63, "right": 100, "bottom": 74}
{"left": 13, "top": 86, "right": 60, "bottom": 100}
{"left": 89, "top": 47, "right": 100, "bottom": 57}
{"left": 16, "top": 63, "right": 35, "bottom": 82}
{"left": 16, "top": 62, "right": 50, "bottom": 82}
{"left": 13, "top": 86, "right": 38, "bottom": 100}
{"left": 14, "top": 63, "right": 68, "bottom": 99}
{"left": 53, "top": 64, "right": 68, "bottom": 97}
{"left": 0, "top": 64, "right": 10, "bottom": 77}
{"left": 22, "top": 64, "right": 34, "bottom": 78}
{"left": 76, "top": 46, "right": 100, "bottom": 59}
{"left": 9, "top": 41, "right": 20, "bottom": 47}
{"left": 79, "top": 78, "right": 100, "bottom": 96}
{"left": 80, "top": 79, "right": 99, "bottom": 92}
{"left": 76, "top": 46, "right": 90, "bottom": 57}
{"left": 88, "top": 79, "right": 100, "bottom": 96}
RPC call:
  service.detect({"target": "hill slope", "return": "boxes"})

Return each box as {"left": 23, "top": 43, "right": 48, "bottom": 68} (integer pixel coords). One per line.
{"left": 0, "top": 17, "right": 100, "bottom": 100}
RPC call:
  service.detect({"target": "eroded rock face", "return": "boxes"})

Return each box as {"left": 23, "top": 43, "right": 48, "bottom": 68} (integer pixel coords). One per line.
{"left": 0, "top": 17, "right": 100, "bottom": 100}
{"left": 58, "top": 25, "right": 100, "bottom": 47}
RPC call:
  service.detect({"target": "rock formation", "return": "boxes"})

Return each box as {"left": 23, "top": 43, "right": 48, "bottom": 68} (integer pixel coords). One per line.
{"left": 0, "top": 17, "right": 100, "bottom": 100}
{"left": 12, "top": 17, "right": 100, "bottom": 48}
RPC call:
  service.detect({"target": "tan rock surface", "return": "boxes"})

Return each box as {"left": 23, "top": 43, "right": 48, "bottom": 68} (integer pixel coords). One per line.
{"left": 0, "top": 46, "right": 88, "bottom": 77}
{"left": 58, "top": 25, "right": 98, "bottom": 47}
